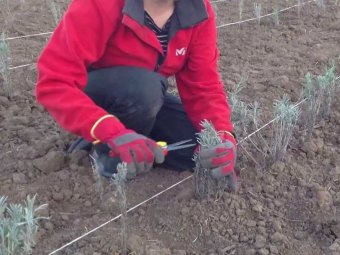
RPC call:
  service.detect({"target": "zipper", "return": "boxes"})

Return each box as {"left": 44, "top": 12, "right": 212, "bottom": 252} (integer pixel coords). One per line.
{"left": 154, "top": 52, "right": 165, "bottom": 72}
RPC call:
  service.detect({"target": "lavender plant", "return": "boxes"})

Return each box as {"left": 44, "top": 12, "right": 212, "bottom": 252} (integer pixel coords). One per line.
{"left": 229, "top": 80, "right": 260, "bottom": 136}
{"left": 194, "top": 120, "right": 229, "bottom": 199}
{"left": 271, "top": 95, "right": 300, "bottom": 161}
{"left": 302, "top": 63, "right": 337, "bottom": 135}
{"left": 239, "top": 0, "right": 244, "bottom": 26}
{"left": 315, "top": 0, "right": 325, "bottom": 10}
{"left": 0, "top": 195, "right": 48, "bottom": 255}
{"left": 112, "top": 163, "right": 128, "bottom": 255}
{"left": 89, "top": 153, "right": 104, "bottom": 200}
{"left": 272, "top": 7, "right": 280, "bottom": 26}
{"left": 48, "top": 0, "right": 62, "bottom": 26}
{"left": 302, "top": 72, "right": 322, "bottom": 133}
{"left": 297, "top": 0, "right": 302, "bottom": 17}
{"left": 254, "top": 3, "right": 262, "bottom": 25}
{"left": 317, "top": 63, "right": 336, "bottom": 117}
{"left": 0, "top": 33, "right": 11, "bottom": 97}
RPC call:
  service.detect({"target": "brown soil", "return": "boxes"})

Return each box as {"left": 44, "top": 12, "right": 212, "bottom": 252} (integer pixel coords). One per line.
{"left": 1, "top": 0, "right": 340, "bottom": 254}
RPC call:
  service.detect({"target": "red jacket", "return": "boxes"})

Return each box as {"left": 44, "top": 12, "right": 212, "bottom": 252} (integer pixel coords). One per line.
{"left": 36, "top": 0, "right": 234, "bottom": 142}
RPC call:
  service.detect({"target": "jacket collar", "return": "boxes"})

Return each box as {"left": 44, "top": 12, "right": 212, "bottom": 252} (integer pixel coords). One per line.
{"left": 122, "top": 0, "right": 208, "bottom": 29}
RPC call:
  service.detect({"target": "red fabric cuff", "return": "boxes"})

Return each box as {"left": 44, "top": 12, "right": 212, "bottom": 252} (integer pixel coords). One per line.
{"left": 220, "top": 131, "right": 237, "bottom": 145}
{"left": 92, "top": 116, "right": 126, "bottom": 142}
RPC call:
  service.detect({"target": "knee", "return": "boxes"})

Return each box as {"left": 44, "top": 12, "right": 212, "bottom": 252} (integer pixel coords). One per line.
{"left": 122, "top": 67, "right": 167, "bottom": 118}
{"left": 86, "top": 66, "right": 168, "bottom": 119}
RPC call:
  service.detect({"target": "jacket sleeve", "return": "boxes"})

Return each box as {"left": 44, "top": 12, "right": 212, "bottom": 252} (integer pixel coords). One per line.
{"left": 175, "top": 1, "right": 234, "bottom": 134}
{"left": 36, "top": 0, "right": 125, "bottom": 142}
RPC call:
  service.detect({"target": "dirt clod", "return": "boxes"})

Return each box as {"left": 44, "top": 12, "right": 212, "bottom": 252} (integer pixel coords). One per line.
{"left": 316, "top": 188, "right": 333, "bottom": 207}
{"left": 247, "top": 220, "right": 257, "bottom": 227}
{"left": 294, "top": 231, "right": 305, "bottom": 240}
{"left": 329, "top": 242, "right": 340, "bottom": 251}
{"left": 258, "top": 248, "right": 269, "bottom": 255}
{"left": 255, "top": 234, "right": 267, "bottom": 249}
{"left": 245, "top": 249, "right": 256, "bottom": 255}
{"left": 271, "top": 232, "right": 288, "bottom": 244}
{"left": 33, "top": 150, "right": 65, "bottom": 173}
{"left": 12, "top": 172, "right": 27, "bottom": 184}
{"left": 172, "top": 249, "right": 186, "bottom": 255}
{"left": 269, "top": 245, "right": 279, "bottom": 254}
{"left": 253, "top": 203, "right": 263, "bottom": 213}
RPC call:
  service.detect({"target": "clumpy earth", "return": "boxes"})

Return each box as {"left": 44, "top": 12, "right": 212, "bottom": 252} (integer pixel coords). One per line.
{"left": 1, "top": 0, "right": 340, "bottom": 254}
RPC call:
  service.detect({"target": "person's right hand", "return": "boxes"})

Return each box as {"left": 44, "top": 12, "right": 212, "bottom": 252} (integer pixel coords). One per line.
{"left": 106, "top": 129, "right": 165, "bottom": 179}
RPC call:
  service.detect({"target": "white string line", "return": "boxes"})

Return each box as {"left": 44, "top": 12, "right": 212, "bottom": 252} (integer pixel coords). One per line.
{"left": 4, "top": 32, "right": 53, "bottom": 41}
{"left": 8, "top": 63, "right": 35, "bottom": 70}
{"left": 49, "top": 80, "right": 340, "bottom": 254}
{"left": 217, "top": 0, "right": 314, "bottom": 28}
{"left": 237, "top": 98, "right": 306, "bottom": 144}
{"left": 211, "top": 0, "right": 229, "bottom": 3}
{"left": 48, "top": 175, "right": 193, "bottom": 255}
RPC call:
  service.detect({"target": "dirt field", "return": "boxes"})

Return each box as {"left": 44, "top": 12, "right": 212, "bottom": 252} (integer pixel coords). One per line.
{"left": 1, "top": 0, "right": 340, "bottom": 254}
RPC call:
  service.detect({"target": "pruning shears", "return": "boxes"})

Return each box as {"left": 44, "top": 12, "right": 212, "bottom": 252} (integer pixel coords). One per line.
{"left": 157, "top": 139, "right": 196, "bottom": 156}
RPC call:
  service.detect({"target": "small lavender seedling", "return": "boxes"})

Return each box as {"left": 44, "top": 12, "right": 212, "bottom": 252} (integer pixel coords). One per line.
{"left": 315, "top": 0, "right": 326, "bottom": 10}
{"left": 302, "top": 64, "right": 337, "bottom": 136}
{"left": 0, "top": 33, "right": 11, "bottom": 97}
{"left": 239, "top": 0, "right": 244, "bottom": 26}
{"left": 112, "top": 163, "right": 128, "bottom": 255}
{"left": 0, "top": 195, "right": 48, "bottom": 255}
{"left": 229, "top": 85, "right": 251, "bottom": 135}
{"left": 48, "top": 0, "right": 62, "bottom": 26}
{"left": 22, "top": 195, "right": 48, "bottom": 254}
{"left": 194, "top": 120, "right": 229, "bottom": 199}
{"left": 302, "top": 72, "right": 322, "bottom": 134}
{"left": 0, "top": 0, "right": 12, "bottom": 27}
{"left": 89, "top": 153, "right": 104, "bottom": 200}
{"left": 271, "top": 95, "right": 300, "bottom": 161}
{"left": 254, "top": 3, "right": 262, "bottom": 25}
{"left": 317, "top": 63, "right": 336, "bottom": 117}
{"left": 272, "top": 7, "right": 280, "bottom": 26}
{"left": 297, "top": 0, "right": 302, "bottom": 17}
{"left": 228, "top": 78, "right": 259, "bottom": 136}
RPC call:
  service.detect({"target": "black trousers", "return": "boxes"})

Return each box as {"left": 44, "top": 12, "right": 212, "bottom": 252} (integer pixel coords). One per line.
{"left": 82, "top": 66, "right": 197, "bottom": 171}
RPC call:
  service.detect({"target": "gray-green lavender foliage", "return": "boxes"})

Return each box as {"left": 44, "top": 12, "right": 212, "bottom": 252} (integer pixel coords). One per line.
{"left": 254, "top": 3, "right": 262, "bottom": 25}
{"left": 239, "top": 0, "right": 244, "bottom": 25}
{"left": 297, "top": 0, "right": 302, "bottom": 17}
{"left": 89, "top": 153, "right": 104, "bottom": 200}
{"left": 0, "top": 33, "right": 11, "bottom": 97}
{"left": 112, "top": 163, "right": 128, "bottom": 255}
{"left": 317, "top": 63, "right": 336, "bottom": 117}
{"left": 0, "top": 195, "right": 48, "bottom": 255}
{"left": 302, "top": 72, "right": 321, "bottom": 132}
{"left": 302, "top": 63, "right": 337, "bottom": 134}
{"left": 194, "top": 120, "right": 228, "bottom": 199}
{"left": 48, "top": 0, "right": 62, "bottom": 26}
{"left": 272, "top": 7, "right": 280, "bottom": 26}
{"left": 229, "top": 81, "right": 261, "bottom": 137}
{"left": 315, "top": 0, "right": 325, "bottom": 10}
{"left": 271, "top": 95, "right": 299, "bottom": 161}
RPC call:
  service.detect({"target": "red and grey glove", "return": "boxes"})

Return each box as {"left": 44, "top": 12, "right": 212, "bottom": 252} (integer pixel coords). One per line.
{"left": 107, "top": 129, "right": 165, "bottom": 178}
{"left": 198, "top": 132, "right": 238, "bottom": 191}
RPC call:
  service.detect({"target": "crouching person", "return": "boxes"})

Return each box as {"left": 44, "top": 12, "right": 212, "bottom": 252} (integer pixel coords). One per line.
{"left": 35, "top": 0, "right": 238, "bottom": 190}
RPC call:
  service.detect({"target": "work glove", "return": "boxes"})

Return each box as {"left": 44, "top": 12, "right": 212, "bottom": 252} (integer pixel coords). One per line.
{"left": 107, "top": 129, "right": 165, "bottom": 179}
{"left": 198, "top": 132, "right": 238, "bottom": 191}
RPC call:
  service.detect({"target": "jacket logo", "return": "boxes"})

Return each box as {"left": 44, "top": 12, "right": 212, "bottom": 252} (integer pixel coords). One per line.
{"left": 175, "top": 47, "right": 186, "bottom": 56}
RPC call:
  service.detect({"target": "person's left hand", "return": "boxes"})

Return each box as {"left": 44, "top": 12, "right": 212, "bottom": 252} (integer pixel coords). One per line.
{"left": 197, "top": 133, "right": 238, "bottom": 191}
